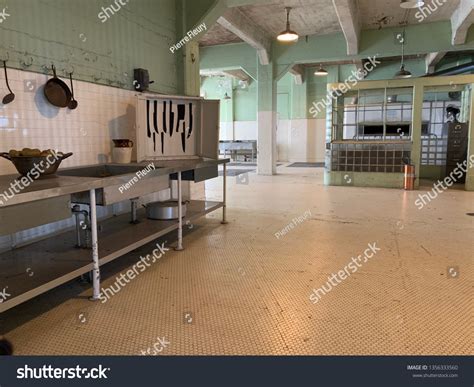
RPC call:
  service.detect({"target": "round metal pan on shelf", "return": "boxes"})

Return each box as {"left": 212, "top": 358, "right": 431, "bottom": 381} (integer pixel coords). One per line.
{"left": 144, "top": 200, "right": 188, "bottom": 220}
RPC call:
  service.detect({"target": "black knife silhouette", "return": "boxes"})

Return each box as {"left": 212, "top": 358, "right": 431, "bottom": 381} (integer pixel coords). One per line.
{"left": 153, "top": 101, "right": 163, "bottom": 153}
{"left": 169, "top": 101, "right": 175, "bottom": 137}
{"left": 146, "top": 100, "right": 151, "bottom": 138}
{"left": 153, "top": 101, "right": 158, "bottom": 133}
{"left": 177, "top": 104, "right": 186, "bottom": 130}
{"left": 181, "top": 122, "right": 186, "bottom": 152}
{"left": 187, "top": 103, "right": 193, "bottom": 139}
{"left": 162, "top": 101, "right": 167, "bottom": 134}
{"left": 177, "top": 104, "right": 186, "bottom": 153}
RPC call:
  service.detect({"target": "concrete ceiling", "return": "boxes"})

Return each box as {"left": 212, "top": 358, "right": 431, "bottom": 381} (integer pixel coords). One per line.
{"left": 238, "top": 0, "right": 341, "bottom": 38}
{"left": 359, "top": 0, "right": 461, "bottom": 29}
{"left": 199, "top": 0, "right": 463, "bottom": 46}
{"left": 199, "top": 23, "right": 244, "bottom": 46}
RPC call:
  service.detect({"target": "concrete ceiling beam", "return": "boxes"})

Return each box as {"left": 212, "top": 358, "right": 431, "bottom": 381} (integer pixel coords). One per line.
{"left": 288, "top": 64, "right": 304, "bottom": 85}
{"left": 332, "top": 0, "right": 360, "bottom": 55}
{"left": 353, "top": 59, "right": 366, "bottom": 79}
{"left": 451, "top": 0, "right": 474, "bottom": 45}
{"left": 222, "top": 69, "right": 251, "bottom": 82}
{"left": 217, "top": 8, "right": 272, "bottom": 65}
{"left": 425, "top": 52, "right": 447, "bottom": 74}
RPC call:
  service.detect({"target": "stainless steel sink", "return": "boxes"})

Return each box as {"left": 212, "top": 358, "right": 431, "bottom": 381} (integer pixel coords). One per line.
{"left": 57, "top": 164, "right": 145, "bottom": 178}
{"left": 57, "top": 164, "right": 170, "bottom": 206}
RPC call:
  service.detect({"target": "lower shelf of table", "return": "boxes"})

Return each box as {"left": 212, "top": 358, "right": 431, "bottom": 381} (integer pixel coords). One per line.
{"left": 0, "top": 200, "right": 223, "bottom": 313}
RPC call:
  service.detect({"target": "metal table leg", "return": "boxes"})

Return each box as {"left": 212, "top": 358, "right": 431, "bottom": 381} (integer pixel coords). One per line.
{"left": 89, "top": 189, "right": 101, "bottom": 301}
{"left": 130, "top": 198, "right": 139, "bottom": 224}
{"left": 221, "top": 163, "right": 228, "bottom": 224}
{"left": 175, "top": 171, "right": 184, "bottom": 251}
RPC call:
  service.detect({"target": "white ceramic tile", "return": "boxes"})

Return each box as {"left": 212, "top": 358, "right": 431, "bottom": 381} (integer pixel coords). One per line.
{"left": 0, "top": 68, "right": 137, "bottom": 174}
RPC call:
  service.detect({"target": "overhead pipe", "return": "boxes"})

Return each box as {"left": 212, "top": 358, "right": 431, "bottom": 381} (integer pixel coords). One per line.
{"left": 425, "top": 62, "right": 474, "bottom": 77}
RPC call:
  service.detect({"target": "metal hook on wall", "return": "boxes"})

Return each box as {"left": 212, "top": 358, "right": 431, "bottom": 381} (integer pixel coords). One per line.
{"left": 0, "top": 51, "right": 10, "bottom": 62}
{"left": 41, "top": 64, "right": 51, "bottom": 73}
{"left": 19, "top": 52, "right": 33, "bottom": 67}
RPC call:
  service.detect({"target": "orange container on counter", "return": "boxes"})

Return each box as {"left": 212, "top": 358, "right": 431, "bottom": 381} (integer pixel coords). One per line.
{"left": 404, "top": 164, "right": 416, "bottom": 191}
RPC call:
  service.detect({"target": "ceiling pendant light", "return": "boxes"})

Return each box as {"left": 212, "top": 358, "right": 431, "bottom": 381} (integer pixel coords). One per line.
{"left": 395, "top": 64, "right": 412, "bottom": 79}
{"left": 395, "top": 31, "right": 412, "bottom": 79}
{"left": 400, "top": 0, "right": 424, "bottom": 8}
{"left": 314, "top": 64, "right": 328, "bottom": 76}
{"left": 277, "top": 7, "right": 299, "bottom": 43}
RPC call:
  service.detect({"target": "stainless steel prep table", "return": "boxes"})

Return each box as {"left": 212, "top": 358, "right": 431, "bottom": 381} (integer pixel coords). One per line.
{"left": 0, "top": 158, "right": 230, "bottom": 313}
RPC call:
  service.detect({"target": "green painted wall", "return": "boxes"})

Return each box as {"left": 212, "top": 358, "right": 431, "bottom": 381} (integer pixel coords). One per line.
{"left": 0, "top": 0, "right": 179, "bottom": 93}
{"left": 200, "top": 76, "right": 232, "bottom": 122}
{"left": 201, "top": 75, "right": 257, "bottom": 122}
{"left": 182, "top": 0, "right": 216, "bottom": 30}
{"left": 234, "top": 79, "right": 257, "bottom": 121}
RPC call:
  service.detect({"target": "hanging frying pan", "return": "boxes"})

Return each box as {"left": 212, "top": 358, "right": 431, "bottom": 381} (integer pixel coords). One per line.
{"left": 44, "top": 65, "right": 72, "bottom": 108}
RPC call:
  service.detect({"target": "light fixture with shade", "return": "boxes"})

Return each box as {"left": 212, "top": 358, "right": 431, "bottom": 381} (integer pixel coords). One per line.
{"left": 395, "top": 30, "right": 412, "bottom": 78}
{"left": 314, "top": 64, "right": 328, "bottom": 76}
{"left": 277, "top": 7, "right": 299, "bottom": 43}
{"left": 223, "top": 92, "right": 231, "bottom": 100}
{"left": 395, "top": 64, "right": 412, "bottom": 78}
{"left": 400, "top": 0, "right": 424, "bottom": 8}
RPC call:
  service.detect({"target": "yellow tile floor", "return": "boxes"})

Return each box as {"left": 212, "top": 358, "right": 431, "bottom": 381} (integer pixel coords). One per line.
{"left": 1, "top": 166, "right": 472, "bottom": 355}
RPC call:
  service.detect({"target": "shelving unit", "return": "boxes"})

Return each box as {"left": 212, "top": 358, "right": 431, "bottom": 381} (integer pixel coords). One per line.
{"left": 0, "top": 200, "right": 223, "bottom": 313}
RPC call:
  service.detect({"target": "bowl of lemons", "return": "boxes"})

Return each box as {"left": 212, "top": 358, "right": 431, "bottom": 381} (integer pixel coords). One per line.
{"left": 0, "top": 148, "right": 73, "bottom": 178}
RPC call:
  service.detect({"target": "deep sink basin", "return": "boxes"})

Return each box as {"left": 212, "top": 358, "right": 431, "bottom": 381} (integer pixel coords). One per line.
{"left": 57, "top": 164, "right": 145, "bottom": 178}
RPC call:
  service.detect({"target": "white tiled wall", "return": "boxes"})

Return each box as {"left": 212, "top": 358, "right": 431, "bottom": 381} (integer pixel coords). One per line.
{"left": 0, "top": 67, "right": 137, "bottom": 174}
{"left": 0, "top": 67, "right": 169, "bottom": 251}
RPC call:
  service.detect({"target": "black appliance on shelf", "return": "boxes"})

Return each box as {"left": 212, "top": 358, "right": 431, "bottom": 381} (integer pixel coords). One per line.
{"left": 133, "top": 68, "right": 154, "bottom": 92}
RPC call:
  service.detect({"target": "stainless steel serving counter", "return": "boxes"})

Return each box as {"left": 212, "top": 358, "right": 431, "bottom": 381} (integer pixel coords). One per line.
{"left": 0, "top": 158, "right": 229, "bottom": 208}
{"left": 0, "top": 157, "right": 230, "bottom": 313}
